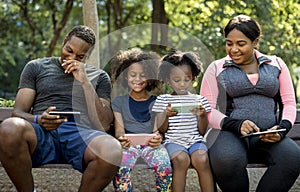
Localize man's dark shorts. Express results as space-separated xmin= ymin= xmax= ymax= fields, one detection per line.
xmin=31 ymin=121 xmax=107 ymax=173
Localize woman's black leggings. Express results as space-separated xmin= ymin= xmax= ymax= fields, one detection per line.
xmin=206 ymin=129 xmax=300 ymax=192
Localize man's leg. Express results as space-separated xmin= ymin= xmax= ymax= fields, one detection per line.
xmin=0 ymin=117 xmax=37 ymax=192
xmin=79 ymin=135 xmax=122 ymax=192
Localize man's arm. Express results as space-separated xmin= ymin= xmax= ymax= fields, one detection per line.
xmin=81 ymin=81 xmax=113 ymax=132
xmin=13 ymin=88 xmax=70 ymax=130
xmin=64 ymin=60 xmax=113 ymax=132
xmin=113 ymin=112 xmax=125 ymax=139
xmin=12 ymin=88 xmax=36 ymax=121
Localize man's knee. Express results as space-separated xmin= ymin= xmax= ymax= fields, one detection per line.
xmin=0 ymin=117 xmax=36 ymax=151
xmin=86 ymin=135 xmax=122 ymax=166
xmin=0 ymin=117 xmax=27 ymax=141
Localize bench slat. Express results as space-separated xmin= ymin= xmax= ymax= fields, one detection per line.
xmin=287 ymin=124 xmax=300 ymax=140
xmin=38 ymin=164 xmax=73 ymax=169
xmin=296 ymin=110 xmax=300 ymax=122
xmin=246 ymin=164 xmax=267 ymax=168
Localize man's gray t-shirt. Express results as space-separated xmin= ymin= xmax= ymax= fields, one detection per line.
xmin=19 ymin=57 xmax=112 ymax=129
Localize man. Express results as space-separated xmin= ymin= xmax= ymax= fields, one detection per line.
xmin=0 ymin=25 xmax=122 ymax=192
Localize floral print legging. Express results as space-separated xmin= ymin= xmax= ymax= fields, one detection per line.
xmin=113 ymin=144 xmax=172 ymax=192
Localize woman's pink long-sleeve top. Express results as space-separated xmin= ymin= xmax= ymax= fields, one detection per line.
xmin=200 ymin=50 xmax=296 ymax=130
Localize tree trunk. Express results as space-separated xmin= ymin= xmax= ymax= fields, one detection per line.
xmin=151 ymin=0 xmax=168 ymax=52
xmin=82 ymin=0 xmax=100 ymax=68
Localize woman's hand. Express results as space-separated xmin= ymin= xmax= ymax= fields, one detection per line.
xmin=118 ymin=135 xmax=131 ymax=149
xmin=259 ymin=126 xmax=281 ymax=142
xmin=240 ymin=120 xmax=260 ymax=136
xmin=147 ymin=132 xmax=162 ymax=148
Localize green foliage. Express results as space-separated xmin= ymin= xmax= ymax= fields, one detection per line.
xmin=0 ymin=0 xmax=299 ymax=103
xmin=0 ymin=98 xmax=15 ymax=107
xmin=165 ymin=0 xmax=300 ymax=68
xmin=0 ymin=0 xmax=77 ymax=97
xmin=164 ymin=0 xmax=300 ymax=101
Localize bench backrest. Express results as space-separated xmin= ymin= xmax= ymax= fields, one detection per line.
xmin=286 ymin=110 xmax=300 ymax=145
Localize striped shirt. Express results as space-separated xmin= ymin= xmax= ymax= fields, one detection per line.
xmin=152 ymin=93 xmax=211 ymax=148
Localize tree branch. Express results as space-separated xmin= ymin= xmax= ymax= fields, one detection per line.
xmin=46 ymin=0 xmax=74 ymax=56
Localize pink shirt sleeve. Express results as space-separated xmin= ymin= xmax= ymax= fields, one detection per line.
xmin=200 ymin=62 xmax=225 ymax=129
xmin=277 ymin=57 xmax=297 ymax=124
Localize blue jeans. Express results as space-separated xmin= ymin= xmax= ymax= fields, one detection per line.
xmin=165 ymin=141 xmax=207 ymax=157
xmin=206 ymin=129 xmax=300 ymax=192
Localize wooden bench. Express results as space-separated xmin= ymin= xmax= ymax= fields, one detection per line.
xmin=287 ymin=110 xmax=300 ymax=145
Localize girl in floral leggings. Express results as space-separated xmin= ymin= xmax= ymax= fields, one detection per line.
xmin=110 ymin=48 xmax=172 ymax=191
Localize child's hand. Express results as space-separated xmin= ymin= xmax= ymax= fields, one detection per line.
xmin=147 ymin=132 xmax=162 ymax=148
xmin=165 ymin=102 xmax=178 ymax=117
xmin=118 ymin=135 xmax=131 ymax=149
xmin=190 ymin=103 xmax=206 ymax=117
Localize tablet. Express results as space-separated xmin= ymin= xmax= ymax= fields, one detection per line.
xmin=49 ymin=111 xmax=81 ymax=119
xmin=171 ymin=103 xmax=203 ymax=113
xmin=125 ymin=133 xmax=156 ymax=145
xmin=240 ymin=129 xmax=286 ymax=138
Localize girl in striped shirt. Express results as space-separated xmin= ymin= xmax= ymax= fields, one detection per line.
xmin=152 ymin=50 xmax=214 ymax=192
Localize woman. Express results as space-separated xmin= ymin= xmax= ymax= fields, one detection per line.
xmin=200 ymin=15 xmax=300 ymax=192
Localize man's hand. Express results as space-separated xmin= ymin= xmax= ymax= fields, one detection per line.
xmin=38 ymin=106 xmax=67 ymax=131
xmin=61 ymin=60 xmax=88 ymax=84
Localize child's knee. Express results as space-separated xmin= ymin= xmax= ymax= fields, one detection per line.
xmin=172 ymin=152 xmax=190 ymax=168
xmin=191 ymin=152 xmax=210 ymax=167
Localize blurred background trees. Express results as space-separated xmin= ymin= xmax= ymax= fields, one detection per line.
xmin=0 ymin=0 xmax=299 ymax=102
